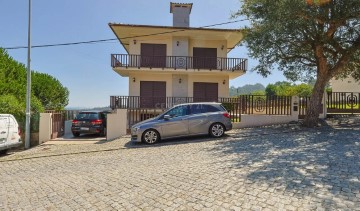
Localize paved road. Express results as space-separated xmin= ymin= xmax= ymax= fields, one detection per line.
xmin=1 ymin=118 xmax=360 ymax=210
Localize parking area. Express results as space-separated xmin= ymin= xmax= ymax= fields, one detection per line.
xmin=0 ymin=117 xmax=360 ymax=210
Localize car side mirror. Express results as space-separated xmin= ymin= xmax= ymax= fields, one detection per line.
xmin=164 ymin=115 xmax=171 ymax=120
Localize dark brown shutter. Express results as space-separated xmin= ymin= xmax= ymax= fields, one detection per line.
xmin=193 ymin=48 xmax=217 ymax=69
xmin=193 ymin=82 xmax=218 ymax=102
xmin=141 ymin=44 xmax=166 ymax=68
xmin=140 ymin=81 xmax=166 ymax=108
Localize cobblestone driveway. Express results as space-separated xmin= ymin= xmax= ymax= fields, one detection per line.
xmin=1 ymin=117 xmax=360 ymax=210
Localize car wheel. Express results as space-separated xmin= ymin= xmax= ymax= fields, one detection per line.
xmin=72 ymin=132 xmax=80 ymax=137
xmin=142 ymin=129 xmax=160 ymax=144
xmin=0 ymin=149 xmax=8 ymax=155
xmin=209 ymin=123 xmax=225 ymax=137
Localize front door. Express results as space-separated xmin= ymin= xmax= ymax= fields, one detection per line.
xmin=193 ymin=82 xmax=218 ymax=102
xmin=159 ymin=105 xmax=189 ymax=138
xmin=193 ymin=47 xmax=217 ymax=69
xmin=141 ymin=43 xmax=166 ymax=68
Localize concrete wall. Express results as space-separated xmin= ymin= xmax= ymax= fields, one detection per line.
xmin=64 ymin=120 xmax=72 ymax=136
xmin=172 ymin=6 xmax=191 ymax=27
xmin=172 ymin=36 xmax=189 ymax=57
xmin=172 ymin=74 xmax=188 ymax=97
xmin=233 ymin=96 xmax=299 ymax=129
xmin=107 ymin=109 xmax=127 ymax=141
xmin=330 ymin=76 xmax=360 ymax=92
xmin=39 ymin=113 xmax=52 ymax=144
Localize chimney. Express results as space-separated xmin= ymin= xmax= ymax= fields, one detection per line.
xmin=170 ymin=2 xmax=193 ymax=27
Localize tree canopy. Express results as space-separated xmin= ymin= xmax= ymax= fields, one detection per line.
xmin=234 ymin=0 xmax=360 ymax=127
xmin=265 ymin=81 xmax=313 ymax=97
xmin=0 ymin=48 xmax=69 ymax=129
xmin=229 ymin=83 xmax=265 ymax=96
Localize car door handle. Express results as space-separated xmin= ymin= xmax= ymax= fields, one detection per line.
xmin=0 ymin=131 xmax=6 ymax=134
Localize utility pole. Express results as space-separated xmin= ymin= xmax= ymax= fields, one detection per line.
xmin=25 ymin=0 xmax=32 ymax=149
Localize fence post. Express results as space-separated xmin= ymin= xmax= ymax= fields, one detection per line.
xmin=292 ymin=96 xmax=300 ymax=121
xmin=107 ymin=109 xmax=127 ymax=141
xmin=39 ymin=113 xmax=52 ymax=144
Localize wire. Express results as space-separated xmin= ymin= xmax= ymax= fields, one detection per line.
xmin=4 ymin=19 xmax=248 ymax=50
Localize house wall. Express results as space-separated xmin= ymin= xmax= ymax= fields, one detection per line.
xmin=330 ymin=76 xmax=360 ymax=92
xmin=172 ymin=74 xmax=188 ymax=97
xmin=128 ymin=73 xmax=229 ymax=98
xmin=129 ymin=38 xmax=173 ymax=56
xmin=126 ymin=37 xmax=230 ymax=98
xmin=172 ymin=36 xmax=189 ymax=57
xmin=189 ymin=39 xmax=227 ymax=58
xmin=128 ymin=37 xmax=227 ymax=59
xmin=129 ymin=73 xmax=173 ymax=96
xmin=188 ymin=74 xmax=229 ymax=97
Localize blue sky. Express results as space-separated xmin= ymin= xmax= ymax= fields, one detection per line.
xmin=0 ymin=0 xmax=286 ymax=108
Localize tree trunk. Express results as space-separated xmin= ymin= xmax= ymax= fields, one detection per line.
xmin=303 ymin=62 xmax=330 ymax=127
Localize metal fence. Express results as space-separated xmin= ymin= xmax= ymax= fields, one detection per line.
xmin=110 ymin=95 xmax=292 ymax=127
xmin=327 ymin=92 xmax=360 ymax=114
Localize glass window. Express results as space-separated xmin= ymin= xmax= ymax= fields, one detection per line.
xmin=190 ymin=104 xmax=206 ymax=114
xmin=76 ymin=112 xmax=100 ymax=120
xmin=206 ymin=105 xmax=221 ymax=112
xmin=165 ymin=105 xmax=188 ymax=117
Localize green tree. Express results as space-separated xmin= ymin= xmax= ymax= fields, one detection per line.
xmin=0 ymin=48 xmax=68 ymax=130
xmin=265 ymin=84 xmax=277 ymax=96
xmin=234 ymin=0 xmax=360 ymax=127
xmin=32 ymin=72 xmax=69 ymax=110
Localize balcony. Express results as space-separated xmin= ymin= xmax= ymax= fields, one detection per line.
xmin=111 ymin=54 xmax=247 ymax=72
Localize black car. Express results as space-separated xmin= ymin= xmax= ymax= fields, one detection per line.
xmin=71 ymin=111 xmax=109 ymax=137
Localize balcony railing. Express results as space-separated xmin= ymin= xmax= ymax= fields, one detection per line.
xmin=110 ymin=96 xmax=292 ymax=115
xmin=111 ymin=54 xmax=247 ymax=72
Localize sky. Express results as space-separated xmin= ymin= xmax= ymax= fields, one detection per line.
xmin=0 ymin=0 xmax=287 ymax=108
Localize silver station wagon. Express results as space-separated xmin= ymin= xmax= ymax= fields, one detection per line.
xmin=131 ymin=102 xmax=232 ymax=144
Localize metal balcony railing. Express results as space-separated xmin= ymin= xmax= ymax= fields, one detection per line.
xmin=111 ymin=54 xmax=247 ymax=72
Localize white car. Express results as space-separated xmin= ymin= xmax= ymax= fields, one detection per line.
xmin=0 ymin=114 xmax=22 ymax=154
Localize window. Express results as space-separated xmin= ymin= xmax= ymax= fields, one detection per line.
xmin=165 ymin=105 xmax=189 ymax=118
xmin=76 ymin=113 xmax=100 ymax=120
xmin=140 ymin=81 xmax=166 ymax=108
xmin=206 ymin=105 xmax=221 ymax=112
xmin=190 ymin=104 xmax=221 ymax=114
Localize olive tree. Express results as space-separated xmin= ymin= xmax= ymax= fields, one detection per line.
xmin=234 ymin=0 xmax=360 ymax=127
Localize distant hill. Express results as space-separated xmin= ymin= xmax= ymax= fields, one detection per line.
xmin=229 ymin=83 xmax=265 ymax=96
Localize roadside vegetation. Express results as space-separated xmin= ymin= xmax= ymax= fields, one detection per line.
xmin=231 ymin=81 xmax=313 ymax=97
xmin=0 ymin=48 xmax=69 ymax=131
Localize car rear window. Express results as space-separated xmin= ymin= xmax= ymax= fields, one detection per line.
xmin=75 ymin=112 xmax=100 ymax=120
xmin=190 ymin=104 xmax=222 ymax=114
xmin=206 ymin=105 xmax=222 ymax=112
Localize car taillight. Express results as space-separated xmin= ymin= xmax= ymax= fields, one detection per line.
xmin=223 ymin=113 xmax=231 ymax=118
xmin=18 ymin=127 xmax=21 ymax=135
xmin=91 ymin=119 xmax=102 ymax=125
xmin=72 ymin=119 xmax=79 ymax=125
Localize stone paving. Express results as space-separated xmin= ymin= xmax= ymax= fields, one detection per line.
xmin=0 ymin=116 xmax=360 ymax=210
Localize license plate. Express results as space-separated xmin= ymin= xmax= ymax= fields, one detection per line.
xmin=80 ymin=127 xmax=89 ymax=131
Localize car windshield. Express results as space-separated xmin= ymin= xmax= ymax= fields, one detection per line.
xmin=75 ymin=112 xmax=99 ymax=120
